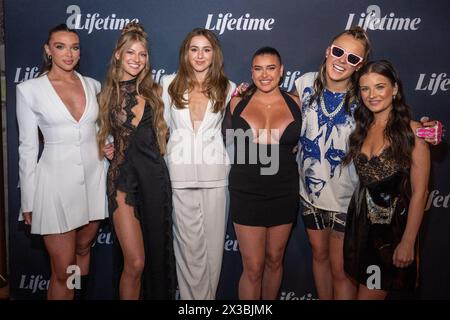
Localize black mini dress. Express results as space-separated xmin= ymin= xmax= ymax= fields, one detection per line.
xmin=225 ymin=91 xmax=301 ymax=227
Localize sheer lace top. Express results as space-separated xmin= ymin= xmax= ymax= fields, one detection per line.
xmin=108 ymin=79 xmax=139 ymax=181
xmin=354 ymin=149 xmax=407 ymax=186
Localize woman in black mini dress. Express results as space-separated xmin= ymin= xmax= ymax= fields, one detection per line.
xmin=223 ymin=47 xmax=301 ymax=299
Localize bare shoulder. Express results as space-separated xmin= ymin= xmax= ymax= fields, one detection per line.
xmin=230 ymin=96 xmax=242 ymax=114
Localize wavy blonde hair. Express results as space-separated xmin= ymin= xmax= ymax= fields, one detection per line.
xmin=97 ymin=22 xmax=167 ymax=155
xmin=168 ymin=28 xmax=229 ymax=113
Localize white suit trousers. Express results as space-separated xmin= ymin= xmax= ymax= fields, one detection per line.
xmin=172 ymin=187 xmax=227 ymax=300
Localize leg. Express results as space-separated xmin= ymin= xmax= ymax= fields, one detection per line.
xmin=329 ymin=230 xmax=357 ymax=299
xmin=75 ymin=221 xmax=101 ymax=275
xmin=234 ymin=223 xmax=266 ymax=300
xmin=301 ymin=199 xmax=333 ymax=299
xmin=136 ymin=169 xmax=175 ymax=300
xmin=202 ymin=187 xmax=227 ymax=299
xmin=306 ymin=228 xmax=333 ymax=300
xmin=172 ymin=189 xmax=211 ymax=300
xmin=262 ymin=223 xmax=293 ymax=300
xmin=113 ymin=191 xmax=145 ymax=300
xmin=357 ymin=284 xmax=387 ymax=300
xmin=43 ymin=230 xmax=77 ymax=300
xmin=73 ymin=221 xmax=101 ymax=299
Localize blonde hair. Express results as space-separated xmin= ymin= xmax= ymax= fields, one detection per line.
xmin=168 ymin=28 xmax=229 ymax=113
xmin=97 ymin=22 xmax=168 ymax=155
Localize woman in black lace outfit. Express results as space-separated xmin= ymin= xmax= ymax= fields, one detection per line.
xmin=343 ymin=60 xmax=430 ymax=299
xmin=97 ymin=22 xmax=176 ymax=300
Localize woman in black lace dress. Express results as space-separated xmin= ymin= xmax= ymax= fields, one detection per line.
xmin=343 ymin=60 xmax=430 ymax=299
xmin=97 ymin=22 xmax=176 ymax=300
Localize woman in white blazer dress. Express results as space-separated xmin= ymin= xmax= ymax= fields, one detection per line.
xmin=16 ymin=24 xmax=111 ymax=299
xmin=162 ymin=28 xmax=235 ymax=300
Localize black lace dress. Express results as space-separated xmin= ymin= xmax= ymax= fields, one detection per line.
xmin=344 ymin=149 xmax=416 ymax=291
xmin=108 ymin=79 xmax=176 ymax=299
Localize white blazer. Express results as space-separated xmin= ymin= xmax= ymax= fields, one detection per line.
xmin=16 ymin=72 xmax=108 ymax=235
xmin=161 ymin=74 xmax=236 ymax=188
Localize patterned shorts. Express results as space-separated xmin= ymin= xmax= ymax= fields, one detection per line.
xmin=300 ymin=198 xmax=346 ymax=233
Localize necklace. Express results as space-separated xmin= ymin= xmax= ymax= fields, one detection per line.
xmin=320 ymin=92 xmax=345 ymax=119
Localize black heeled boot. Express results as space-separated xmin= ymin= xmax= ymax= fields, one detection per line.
xmin=73 ymin=275 xmax=89 ymax=300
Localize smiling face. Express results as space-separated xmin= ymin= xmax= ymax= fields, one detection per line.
xmin=251 ymin=53 xmax=284 ymax=93
xmin=187 ymin=35 xmax=214 ymax=75
xmin=116 ymin=40 xmax=147 ymax=81
xmin=44 ymin=31 xmax=80 ymax=73
xmin=359 ymin=72 xmax=398 ymax=116
xmin=325 ymin=34 xmax=365 ymax=85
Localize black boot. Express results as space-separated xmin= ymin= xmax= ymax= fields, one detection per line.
xmin=74 ymin=275 xmax=89 ymax=300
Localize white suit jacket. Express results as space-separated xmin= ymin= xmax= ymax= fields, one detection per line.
xmin=161 ymin=74 xmax=236 ymax=188
xmin=16 ymin=72 xmax=108 ymax=234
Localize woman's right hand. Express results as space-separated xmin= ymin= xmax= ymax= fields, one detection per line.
xmin=232 ymin=82 xmax=250 ymax=97
xmin=23 ymin=212 xmax=32 ymax=226
xmin=103 ymin=143 xmax=115 ymax=160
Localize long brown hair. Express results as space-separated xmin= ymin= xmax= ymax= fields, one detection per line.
xmin=343 ymin=60 xmax=415 ymax=167
xmin=39 ymin=23 xmax=79 ymax=75
xmin=168 ymin=28 xmax=229 ymax=113
xmin=310 ymin=26 xmax=371 ymax=113
xmin=97 ymin=22 xmax=168 ymax=155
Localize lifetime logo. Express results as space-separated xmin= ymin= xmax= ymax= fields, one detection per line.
xmin=66 ymin=5 xmax=139 ymax=34
xmin=14 ymin=66 xmax=39 ymax=83
xmin=279 ymin=291 xmax=316 ymax=300
xmin=91 ymin=228 xmax=113 ymax=247
xmin=205 ymin=13 xmax=275 ymax=35
xmin=345 ymin=5 xmax=421 ymax=31
xmin=224 ymin=234 xmax=239 ymax=252
xmin=416 ymin=73 xmax=449 ymax=96
xmin=19 ymin=274 xmax=50 ymax=293
xmin=153 ymin=69 xmax=168 ymax=84
xmin=425 ymin=190 xmax=450 ymax=211
xmin=13 ymin=67 xmax=166 ymax=85
xmin=281 ymin=70 xmax=301 ymax=93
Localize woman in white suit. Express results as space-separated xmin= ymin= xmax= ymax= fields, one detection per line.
xmin=16 ymin=24 xmax=112 ymax=300
xmin=161 ymin=28 xmax=235 ymax=299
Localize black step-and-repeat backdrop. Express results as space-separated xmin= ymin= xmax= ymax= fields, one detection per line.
xmin=4 ymin=0 xmax=449 ymax=299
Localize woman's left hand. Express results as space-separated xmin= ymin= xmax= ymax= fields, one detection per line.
xmin=393 ymin=240 xmax=415 ymax=268
xmin=418 ymin=117 xmax=443 ymax=145
xmin=103 ymin=143 xmax=115 ymax=160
